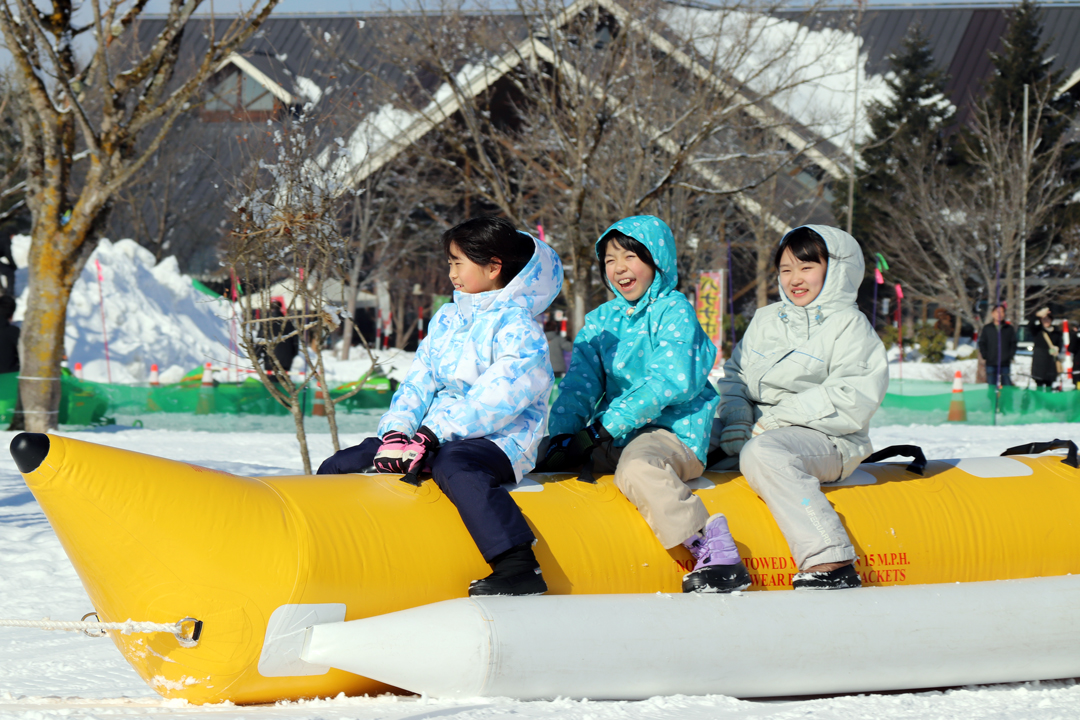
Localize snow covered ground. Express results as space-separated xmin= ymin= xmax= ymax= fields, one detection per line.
xmin=1 ymin=424 xmax=1079 ymax=719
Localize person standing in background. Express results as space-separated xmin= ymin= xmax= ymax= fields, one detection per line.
xmin=0 ymin=235 xmax=15 ymax=298
xmin=1069 ymin=318 xmax=1080 ymax=389
xmin=1029 ymin=308 xmax=1062 ymax=390
xmin=0 ymin=295 xmax=20 ymax=373
xmin=977 ymin=304 xmax=1016 ymax=387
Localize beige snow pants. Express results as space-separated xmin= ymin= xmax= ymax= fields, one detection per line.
xmin=593 ymin=428 xmax=709 ymax=549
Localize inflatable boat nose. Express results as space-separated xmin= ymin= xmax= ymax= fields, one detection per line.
xmin=10 ymin=433 xmax=50 ymax=474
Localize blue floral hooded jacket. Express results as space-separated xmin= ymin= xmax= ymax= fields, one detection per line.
xmin=547 ymin=216 xmax=720 ymax=464
xmin=378 ymin=234 xmax=564 ymax=480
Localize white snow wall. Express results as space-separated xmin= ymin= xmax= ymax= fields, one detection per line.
xmin=11 ymin=236 xmax=239 ymax=384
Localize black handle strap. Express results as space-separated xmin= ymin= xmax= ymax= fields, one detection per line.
xmin=399 ymin=470 xmax=423 ymax=486
xmin=576 ymin=454 xmax=597 ymax=484
xmin=705 ymin=447 xmax=730 ymax=470
xmin=1001 ymin=439 xmax=1079 ymax=469
xmin=863 ymin=445 xmax=927 ymax=476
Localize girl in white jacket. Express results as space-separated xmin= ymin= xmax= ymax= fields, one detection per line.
xmin=716 ymin=226 xmax=888 ymax=590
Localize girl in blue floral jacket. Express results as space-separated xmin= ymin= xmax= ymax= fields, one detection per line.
xmin=319 ymin=216 xmax=563 ymax=597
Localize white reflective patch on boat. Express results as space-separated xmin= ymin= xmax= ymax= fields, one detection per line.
xmin=259 ymin=603 xmax=346 ymax=677
xmin=940 ymin=457 xmax=1033 ymax=478
xmin=685 ymin=477 xmax=716 ymax=491
xmin=830 ymin=469 xmax=878 ymax=487
xmin=507 ymin=478 xmax=544 ymax=492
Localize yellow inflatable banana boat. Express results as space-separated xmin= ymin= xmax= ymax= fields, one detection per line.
xmin=10 ymin=433 xmax=1080 ymax=704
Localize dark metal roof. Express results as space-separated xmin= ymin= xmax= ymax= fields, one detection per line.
xmin=781 ymin=6 xmax=1080 ymax=123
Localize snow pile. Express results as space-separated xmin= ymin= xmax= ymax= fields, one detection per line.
xmin=660 ymin=7 xmax=895 ymax=146
xmin=12 ymin=236 xmax=242 ymax=384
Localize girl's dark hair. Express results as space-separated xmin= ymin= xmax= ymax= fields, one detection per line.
xmin=442 ymin=216 xmax=535 ymax=287
xmin=773 ymin=227 xmax=829 ymax=270
xmin=597 ymin=229 xmax=659 ymax=290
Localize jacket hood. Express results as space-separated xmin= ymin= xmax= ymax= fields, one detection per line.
xmin=453 ymin=232 xmax=564 ymax=319
xmin=595 ymin=215 xmax=678 ymax=308
xmin=776 ymin=225 xmax=864 ymax=314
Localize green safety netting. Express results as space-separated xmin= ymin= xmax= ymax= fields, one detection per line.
xmin=0 ymin=370 xmax=394 ymax=426
xmin=2 ymin=372 xmax=1076 ymax=428
xmin=874 ymin=379 xmax=1080 ymax=426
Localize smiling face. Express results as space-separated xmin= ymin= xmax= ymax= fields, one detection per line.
xmin=778 ymin=246 xmax=827 ymax=307
xmin=447 ymin=241 xmax=502 ymax=294
xmin=604 ymin=238 xmax=655 ymax=302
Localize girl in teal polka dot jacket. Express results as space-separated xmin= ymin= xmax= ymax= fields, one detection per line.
xmin=538 ymin=215 xmax=750 ymax=593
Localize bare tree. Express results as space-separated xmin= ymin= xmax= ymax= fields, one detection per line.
xmin=870 ymin=86 xmax=1078 ymax=332
xmin=962 ymin=90 xmax=1078 ymax=323
xmin=360 ymin=0 xmax=847 ymax=333
xmin=0 ymin=0 xmax=279 ymax=431
xmin=228 ymin=110 xmax=391 ymax=470
xmin=0 ymin=71 xmax=26 ymax=231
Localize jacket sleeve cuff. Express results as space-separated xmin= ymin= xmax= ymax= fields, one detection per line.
xmin=419 ymin=417 xmax=452 ymax=445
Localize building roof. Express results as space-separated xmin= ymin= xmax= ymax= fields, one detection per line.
xmin=781 ymin=5 xmax=1080 ymax=123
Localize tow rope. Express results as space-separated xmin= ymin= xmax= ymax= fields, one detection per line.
xmin=0 ymin=613 xmax=202 ymax=647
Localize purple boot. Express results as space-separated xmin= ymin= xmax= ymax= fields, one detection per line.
xmin=682 ymin=513 xmax=751 ymax=593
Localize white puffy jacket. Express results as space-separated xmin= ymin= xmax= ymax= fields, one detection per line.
xmin=717 ymin=225 xmax=889 ymax=479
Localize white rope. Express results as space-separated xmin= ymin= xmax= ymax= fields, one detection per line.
xmin=0 ymin=618 xmax=184 ymax=634
xmin=0 ymin=617 xmax=179 ymax=634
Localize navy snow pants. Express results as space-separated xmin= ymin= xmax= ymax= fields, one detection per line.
xmin=317 ymin=436 xmax=535 ymax=562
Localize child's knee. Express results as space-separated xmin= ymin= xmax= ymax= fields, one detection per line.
xmin=613 ymin=453 xmax=658 ymax=493
xmin=317 ymin=438 xmax=380 ymax=474
xmin=614 ymin=452 xmax=683 ymax=502
xmin=739 ymin=433 xmax=796 ymax=486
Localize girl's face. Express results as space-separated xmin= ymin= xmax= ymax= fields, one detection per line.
xmin=447 ymin=241 xmax=502 ymax=294
xmin=778 ymin=247 xmax=827 ymax=307
xmin=604 ymin=239 xmax=655 ymax=302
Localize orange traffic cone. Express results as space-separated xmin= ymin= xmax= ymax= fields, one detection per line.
xmin=149 ymin=363 xmax=160 ymax=387
xmin=947 ymin=370 xmax=967 ymax=422
xmin=313 ymin=378 xmax=326 ymax=416
xmin=73 ymin=362 xmax=83 ymax=380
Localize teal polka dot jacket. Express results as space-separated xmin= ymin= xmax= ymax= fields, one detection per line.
xmin=547 ymin=216 xmax=720 ymax=464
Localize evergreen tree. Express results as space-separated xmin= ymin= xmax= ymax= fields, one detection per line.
xmin=841 ymin=25 xmax=955 ymax=246
xmin=980 ymin=0 xmax=1080 ymax=294
xmin=987 ymin=0 xmax=1067 ymax=130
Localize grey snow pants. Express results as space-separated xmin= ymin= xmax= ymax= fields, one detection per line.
xmin=739 ymin=426 xmax=855 ymax=570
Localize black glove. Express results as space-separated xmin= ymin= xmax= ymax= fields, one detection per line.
xmin=399 ymin=426 xmax=440 ymax=486
xmin=536 ymin=421 xmax=612 ymax=472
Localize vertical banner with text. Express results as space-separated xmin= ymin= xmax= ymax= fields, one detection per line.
xmin=695 ymin=270 xmax=725 ymax=368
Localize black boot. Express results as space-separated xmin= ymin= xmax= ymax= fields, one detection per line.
xmin=792 ymin=563 xmax=862 ymax=590
xmin=682 ymin=561 xmax=752 ymax=593
xmin=469 ymin=543 xmax=547 ymax=597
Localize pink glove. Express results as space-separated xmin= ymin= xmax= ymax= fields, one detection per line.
xmin=398 ymin=426 xmax=440 ymax=485
xmin=373 ymin=431 xmax=412 ymax=474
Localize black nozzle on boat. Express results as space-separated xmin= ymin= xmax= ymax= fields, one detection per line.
xmin=10 ymin=433 xmax=50 ymax=474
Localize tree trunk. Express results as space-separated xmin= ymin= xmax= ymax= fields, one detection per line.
xmin=339 ymin=261 xmax=362 ymax=361
xmin=755 ymin=237 xmax=771 ymax=308
xmin=19 ymin=225 xmax=85 ymax=431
